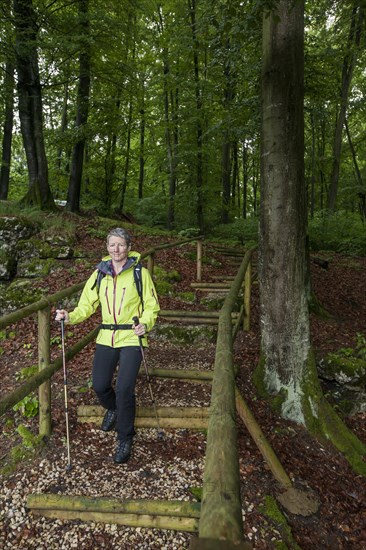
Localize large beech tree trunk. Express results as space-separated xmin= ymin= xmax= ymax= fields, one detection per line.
xmin=13 ymin=0 xmax=54 ymax=209
xmin=259 ymin=0 xmax=309 ymax=423
xmin=258 ymin=0 xmax=366 ymax=476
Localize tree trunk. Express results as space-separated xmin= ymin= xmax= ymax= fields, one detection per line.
xmin=13 ymin=0 xmax=54 ymax=210
xmin=119 ymin=99 xmax=133 ymax=213
xmin=188 ymin=0 xmax=204 ymax=232
xmin=220 ymin=36 xmax=234 ymax=225
xmin=104 ymin=95 xmax=120 ymax=209
xmin=310 ymin=110 xmax=316 ymax=218
xmin=242 ymin=142 xmax=248 ymax=219
xmin=328 ymin=2 xmax=364 ymax=212
xmin=56 ymin=75 xmax=70 ymax=173
xmin=138 ymin=79 xmax=145 ymax=200
xmin=259 ymin=0 xmax=310 ymax=419
xmin=258 ymin=0 xmax=366 ymax=476
xmin=231 ymin=141 xmax=238 ymax=210
xmin=0 ymin=60 xmax=15 ymax=200
xmin=66 ymin=0 xmax=91 ymax=213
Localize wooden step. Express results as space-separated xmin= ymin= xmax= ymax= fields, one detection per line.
xmin=27 ymin=493 xmax=200 ymax=532
xmin=77 ymin=405 xmax=210 ymax=430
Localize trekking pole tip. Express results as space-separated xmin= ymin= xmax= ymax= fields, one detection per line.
xmin=66 ymin=463 xmax=73 ymax=472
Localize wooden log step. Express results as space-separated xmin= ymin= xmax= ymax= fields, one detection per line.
xmin=190 ymin=282 xmax=232 ymax=289
xmin=77 ymin=406 xmax=209 ymax=429
xmin=159 ymin=316 xmax=237 ymax=325
xmin=78 ymin=405 xmax=210 ymax=418
xmin=159 ymin=310 xmax=239 ymax=318
xmin=27 ymin=494 xmax=200 ymax=532
xmin=145 ymin=368 xmax=213 ymax=382
xmin=78 ymin=416 xmax=208 ymax=429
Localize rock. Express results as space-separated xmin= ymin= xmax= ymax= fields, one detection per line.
xmin=0 ymin=244 xmax=17 ymax=280
xmin=0 ymin=278 xmax=44 ymax=315
xmin=0 ymin=216 xmax=39 ymax=281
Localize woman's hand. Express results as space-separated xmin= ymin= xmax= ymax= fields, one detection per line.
xmin=55 ymin=309 xmax=70 ymax=323
xmin=133 ymin=322 xmax=146 ymax=337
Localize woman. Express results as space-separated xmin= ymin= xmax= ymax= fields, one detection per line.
xmin=55 ymin=228 xmax=160 ymax=464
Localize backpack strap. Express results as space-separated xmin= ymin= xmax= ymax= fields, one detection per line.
xmin=90 ymin=269 xmax=105 ymax=292
xmin=133 ymin=261 xmax=144 ymax=312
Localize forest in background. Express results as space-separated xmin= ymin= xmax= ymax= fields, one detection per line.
xmin=0 ymin=0 xmax=365 ymax=240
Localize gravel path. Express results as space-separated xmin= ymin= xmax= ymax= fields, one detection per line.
xmin=0 ymin=338 xmax=214 ymax=549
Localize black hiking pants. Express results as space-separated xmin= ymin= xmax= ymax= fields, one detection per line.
xmin=92 ymin=344 xmax=142 ymax=442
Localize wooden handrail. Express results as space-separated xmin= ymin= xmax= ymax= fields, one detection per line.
xmin=199 ymin=248 xmax=254 ymax=542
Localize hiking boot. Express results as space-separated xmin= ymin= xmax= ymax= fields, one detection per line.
xmin=114 ymin=439 xmax=132 ymax=464
xmin=101 ymin=409 xmax=117 ymax=432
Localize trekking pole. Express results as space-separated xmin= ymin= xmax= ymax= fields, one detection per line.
xmin=133 ymin=316 xmax=164 ymax=440
xmin=59 ymin=306 xmax=72 ymax=471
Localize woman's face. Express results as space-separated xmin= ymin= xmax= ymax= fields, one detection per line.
xmin=107 ymin=236 xmax=130 ymax=263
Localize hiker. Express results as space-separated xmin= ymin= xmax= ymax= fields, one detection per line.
xmin=55 ymin=227 xmax=160 ymax=464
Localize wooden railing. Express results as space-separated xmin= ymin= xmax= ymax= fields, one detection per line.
xmin=198 ymin=249 xmax=253 ymax=542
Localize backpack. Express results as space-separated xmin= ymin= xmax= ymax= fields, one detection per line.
xmin=91 ymin=261 xmax=144 ymax=312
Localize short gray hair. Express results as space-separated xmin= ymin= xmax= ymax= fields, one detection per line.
xmin=106 ymin=228 xmax=131 ymax=247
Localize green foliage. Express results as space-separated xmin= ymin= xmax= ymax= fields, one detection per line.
xmin=15 ymin=365 xmax=38 ymax=381
xmin=214 ymin=218 xmax=259 ymax=247
xmin=153 ymin=264 xmax=181 ymax=295
xmin=13 ymin=396 xmax=39 ymax=418
xmin=177 ymin=291 xmax=196 ymax=303
xmin=309 ymin=212 xmax=366 ymax=255
xmin=154 ymin=280 xmax=174 ymax=296
xmin=133 ymin=195 xmax=168 ymax=228
xmin=259 ymin=495 xmax=301 ymax=550
xmin=178 ymin=228 xmax=201 ymax=238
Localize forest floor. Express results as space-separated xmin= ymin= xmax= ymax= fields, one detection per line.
xmin=0 ymin=214 xmax=365 ymax=549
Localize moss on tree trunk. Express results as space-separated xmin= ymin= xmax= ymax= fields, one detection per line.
xmin=254 ymin=349 xmax=366 ymax=476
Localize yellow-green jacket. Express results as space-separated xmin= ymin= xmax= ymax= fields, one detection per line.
xmin=69 ymin=251 xmax=160 ymax=348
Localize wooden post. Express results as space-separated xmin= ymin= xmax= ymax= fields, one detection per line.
xmin=235 ymin=387 xmax=292 ymax=489
xmin=38 ymin=307 xmax=51 ymax=437
xmin=197 ymin=239 xmax=203 ymax=282
xmin=243 ymin=260 xmax=251 ymax=331
xmin=147 ymin=252 xmax=155 ymax=276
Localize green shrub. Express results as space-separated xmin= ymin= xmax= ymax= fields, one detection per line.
xmin=213 ymin=218 xmax=259 ymax=246
xmin=133 ymin=194 xmax=168 ymax=227
xmin=309 ymin=211 xmax=366 ymax=255
xmin=13 ymin=395 xmax=39 ymax=418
